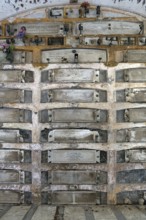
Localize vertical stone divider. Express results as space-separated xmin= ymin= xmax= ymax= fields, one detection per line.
xmin=107 ymin=67 xmax=117 ymax=204
xmin=31 ymin=67 xmax=42 ymax=204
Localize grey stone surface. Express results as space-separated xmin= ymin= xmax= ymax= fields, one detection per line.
xmin=48 ymin=149 xmax=100 ymax=163
xmin=51 ymin=171 xmax=97 ymax=185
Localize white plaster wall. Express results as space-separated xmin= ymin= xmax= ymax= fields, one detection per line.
xmin=0 ymin=0 xmax=146 ymax=21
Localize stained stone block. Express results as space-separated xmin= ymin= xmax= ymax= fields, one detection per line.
xmin=0 ymin=70 xmax=22 ymax=82
xmin=124 ymin=68 xmax=146 ymax=82
xmin=0 ymin=109 xmax=31 ymax=123
xmin=41 ymin=68 xmax=107 ymax=83
xmin=125 ymin=88 xmax=146 ymax=102
xmin=0 ymin=70 xmax=33 ymax=83
xmin=48 ymin=150 xmax=100 ymax=163
xmin=41 ymin=89 xmax=106 ymax=103
xmin=48 ymin=129 xmax=99 ymax=143
xmin=0 ymin=170 xmax=20 ymax=183
xmin=42 ymin=49 xmax=107 ymax=63
xmin=117 ymin=128 xmax=146 ymax=142
xmin=52 ymin=191 xmax=97 ymax=204
xmin=117 ymin=169 xmax=146 ymax=183
xmin=47 ymin=109 xmax=101 ymax=123
xmin=0 ymin=129 xmax=22 ymax=143
xmin=0 ymin=89 xmax=23 ymax=103
xmin=125 ymin=149 xmax=146 ymax=162
xmin=76 ymin=21 xmax=140 ymax=35
xmin=125 ymin=50 xmax=146 ymax=62
xmin=0 ymin=191 xmax=21 ymax=204
xmin=0 ymin=51 xmax=32 ymax=64
xmin=12 ymin=22 xmax=61 ymax=35
xmin=0 ymin=150 xmax=23 ymax=163
xmin=51 ymin=171 xmax=97 ymax=184
xmin=124 ymin=108 xmax=146 ymax=122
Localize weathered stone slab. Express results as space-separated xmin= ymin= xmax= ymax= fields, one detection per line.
xmin=0 ymin=51 xmax=30 ymax=64
xmin=117 ymin=128 xmax=146 ymax=142
xmin=92 ymin=206 xmax=117 ymax=220
xmin=52 ymin=191 xmax=97 ymax=204
xmin=43 ymin=89 xmax=99 ymax=103
xmin=127 ymin=128 xmax=146 ymax=142
xmin=0 ymin=170 xmax=20 ymax=183
xmin=0 ymin=70 xmax=22 ymax=82
xmin=13 ymin=22 xmax=61 ymax=35
xmin=0 ymin=150 xmax=21 ymax=163
xmin=0 ymin=89 xmax=23 ymax=103
xmin=48 ymin=109 xmax=100 ymax=123
xmin=47 ymin=68 xmax=99 ymax=83
xmin=119 ymin=205 xmax=146 ymax=220
xmin=31 ymin=206 xmax=56 ymax=220
xmin=0 ymin=191 xmax=21 ymax=204
xmin=125 ymin=88 xmax=146 ymax=102
xmin=42 ymin=49 xmax=107 ymax=63
xmin=1 ymin=206 xmax=30 ymax=219
xmin=0 ymin=109 xmax=21 ymax=123
xmin=126 ymin=50 xmax=146 ymax=62
xmin=77 ymin=21 xmax=140 ymax=35
xmin=125 ymin=149 xmax=146 ymax=162
xmin=48 ymin=150 xmax=100 ymax=163
xmin=51 ymin=171 xmax=96 ymax=184
xmin=64 ymin=207 xmax=85 ymax=220
xmin=0 ymin=129 xmax=21 ymax=143
xmin=124 ymin=68 xmax=146 ymax=82
xmin=125 ymin=108 xmax=146 ymax=122
xmin=0 ymin=109 xmax=31 ymax=123
xmin=48 ymin=129 xmax=99 ymax=143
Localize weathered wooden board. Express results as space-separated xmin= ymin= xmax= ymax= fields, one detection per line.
xmin=48 ymin=129 xmax=99 ymax=143
xmin=51 ymin=171 xmax=96 ymax=184
xmin=48 ymin=109 xmax=100 ymax=123
xmin=52 ymin=191 xmax=97 ymax=204
xmin=0 ymin=150 xmax=21 ymax=163
xmin=48 ymin=150 xmax=100 ymax=163
xmin=0 ymin=170 xmax=20 ymax=183
xmin=124 ymin=68 xmax=146 ymax=82
xmin=0 ymin=129 xmax=20 ymax=143
xmin=0 ymin=89 xmax=23 ymax=103
xmin=47 ymin=68 xmax=99 ymax=83
xmin=125 ymin=149 xmax=146 ymax=162
xmin=125 ymin=88 xmax=146 ymax=102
